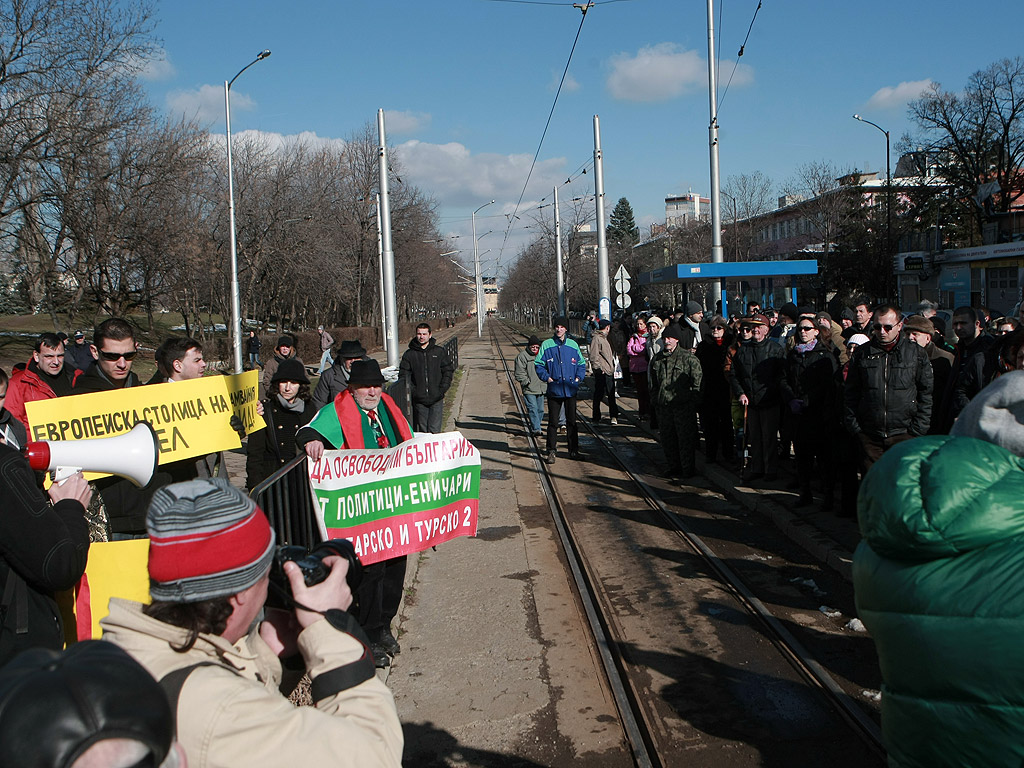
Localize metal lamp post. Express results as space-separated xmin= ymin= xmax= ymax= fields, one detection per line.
xmin=472 ymin=200 xmax=495 ymax=337
xmin=225 ymin=49 xmax=271 ymax=374
xmin=853 ymin=114 xmax=892 ymax=300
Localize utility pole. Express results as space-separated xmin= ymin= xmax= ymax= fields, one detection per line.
xmin=593 ymin=115 xmax=610 ymax=320
xmin=377 ymin=109 xmax=399 ymax=369
xmin=707 ymin=0 xmax=725 ymax=317
xmin=554 ymin=185 xmax=565 ymax=316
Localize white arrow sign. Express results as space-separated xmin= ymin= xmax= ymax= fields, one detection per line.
xmin=613 ymin=264 xmax=631 ymax=281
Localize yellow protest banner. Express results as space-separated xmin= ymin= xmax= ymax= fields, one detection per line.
xmin=26 ymin=374 xmax=248 ymax=464
xmin=225 ymin=369 xmax=266 ymax=435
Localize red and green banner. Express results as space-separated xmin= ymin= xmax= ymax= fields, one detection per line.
xmin=307 ymin=431 xmax=480 ymax=565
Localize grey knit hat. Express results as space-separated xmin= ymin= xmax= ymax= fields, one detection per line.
xmin=146 ymin=478 xmax=276 ymax=603
xmin=951 ymin=370 xmax=1024 ymax=456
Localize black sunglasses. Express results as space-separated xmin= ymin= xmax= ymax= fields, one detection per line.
xmin=872 ymin=322 xmax=899 ymax=332
xmin=797 ymin=325 xmax=816 ymax=331
xmin=98 ymin=349 xmax=137 ymax=362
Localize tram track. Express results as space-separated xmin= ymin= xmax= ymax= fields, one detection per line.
xmin=490 ymin=320 xmax=886 ymax=766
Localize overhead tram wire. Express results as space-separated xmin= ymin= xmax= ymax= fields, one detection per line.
xmin=497 ymin=2 xmax=593 ymax=260
xmin=717 ymin=0 xmax=762 ymax=114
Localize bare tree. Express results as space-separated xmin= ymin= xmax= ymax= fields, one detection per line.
xmin=722 ymin=171 xmax=774 ymax=261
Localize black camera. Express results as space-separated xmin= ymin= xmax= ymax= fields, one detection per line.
xmin=268 ymin=539 xmax=362 ymax=609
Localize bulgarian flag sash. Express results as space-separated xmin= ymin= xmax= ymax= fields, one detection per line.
xmin=306 ymin=389 xmax=413 ymax=449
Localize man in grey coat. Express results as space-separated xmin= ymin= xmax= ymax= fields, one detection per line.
xmin=312 ymin=339 xmax=371 ymax=411
xmin=514 ymin=336 xmax=546 ymax=435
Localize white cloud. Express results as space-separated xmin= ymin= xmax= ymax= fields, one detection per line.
xmin=865 ymin=79 xmax=934 ymax=110
xmin=206 ymin=130 xmax=347 ymax=156
xmin=384 ymin=110 xmax=431 ymax=135
xmin=394 ymin=139 xmax=568 ymax=209
xmin=552 ymin=71 xmax=580 ymax=93
xmin=138 ymin=47 xmax=175 ymax=81
xmin=167 ymin=84 xmax=254 ymax=124
xmin=606 ymin=42 xmax=752 ymax=103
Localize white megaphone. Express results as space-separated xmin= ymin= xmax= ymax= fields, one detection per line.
xmin=24 ymin=421 xmax=160 ymax=487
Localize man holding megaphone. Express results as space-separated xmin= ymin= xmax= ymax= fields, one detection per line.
xmin=0 ymin=444 xmax=92 ymax=667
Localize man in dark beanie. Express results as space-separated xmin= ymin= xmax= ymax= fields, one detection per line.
xmin=514 ymin=335 xmax=547 ymax=435
xmin=261 ymin=334 xmax=302 ymax=399
xmin=298 ymin=359 xmax=414 ymax=669
xmin=535 ymin=316 xmax=586 ymax=463
xmin=101 ymin=477 xmax=402 ymax=765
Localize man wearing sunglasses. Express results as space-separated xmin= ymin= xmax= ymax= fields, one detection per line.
xmin=843 ymin=305 xmax=932 ymax=470
xmin=72 ymin=318 xmax=146 ymax=538
xmin=73 ymin=318 xmax=141 ymax=394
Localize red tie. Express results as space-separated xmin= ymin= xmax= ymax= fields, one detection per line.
xmin=367 ymin=410 xmax=389 ymax=448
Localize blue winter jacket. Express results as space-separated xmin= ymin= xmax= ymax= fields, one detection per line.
xmin=535 ymin=335 xmax=586 ymax=398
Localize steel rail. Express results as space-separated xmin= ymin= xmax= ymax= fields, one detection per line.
xmin=490 ymin=322 xmax=658 ymax=768
xmin=494 ymin=319 xmax=886 ymax=763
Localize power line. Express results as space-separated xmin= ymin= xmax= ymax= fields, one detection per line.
xmin=717 ymin=0 xmax=762 ymax=113
xmin=497 ymin=1 xmax=593 ymax=258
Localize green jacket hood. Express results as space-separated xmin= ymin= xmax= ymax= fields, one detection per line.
xmin=859 ymin=435 xmax=1024 ymax=562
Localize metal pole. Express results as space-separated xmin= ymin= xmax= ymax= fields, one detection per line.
xmin=224 ymin=50 xmax=270 ymax=374
xmin=593 ymin=115 xmax=610 ymax=320
xmin=377 ymin=109 xmax=400 ymax=369
xmin=853 ymin=114 xmax=893 ymax=301
xmin=472 ymin=200 xmax=495 ymax=337
xmin=376 ymin=194 xmax=387 ymax=358
xmin=224 ymin=80 xmax=242 ymax=373
xmin=554 ymin=186 xmax=565 ymax=316
xmin=707 ymin=0 xmax=726 ymax=317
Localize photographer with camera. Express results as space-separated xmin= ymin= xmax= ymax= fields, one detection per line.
xmin=100 ymin=477 xmax=402 ymax=768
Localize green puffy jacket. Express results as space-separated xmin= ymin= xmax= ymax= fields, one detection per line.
xmin=854 ymin=435 xmax=1024 ymax=767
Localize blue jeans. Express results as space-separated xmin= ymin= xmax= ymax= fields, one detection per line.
xmin=523 ymin=392 xmax=544 ymax=433
xmin=318 ymin=349 xmax=333 ymax=374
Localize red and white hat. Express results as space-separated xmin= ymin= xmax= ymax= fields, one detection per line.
xmin=146 ymin=478 xmax=275 ymax=602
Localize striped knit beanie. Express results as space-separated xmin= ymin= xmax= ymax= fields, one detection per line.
xmin=146 ymin=478 xmax=276 ymax=603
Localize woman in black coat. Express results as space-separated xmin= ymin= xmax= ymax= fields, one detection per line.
xmin=695 ymin=316 xmax=735 ymax=464
xmin=780 ymin=320 xmax=837 ymax=507
xmin=246 ymin=358 xmax=318 ymax=491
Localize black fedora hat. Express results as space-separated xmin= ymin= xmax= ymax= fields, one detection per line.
xmin=336 ymin=339 xmax=367 ymax=359
xmin=271 ymin=357 xmax=310 ymax=385
xmin=348 ymin=359 xmax=385 ymax=388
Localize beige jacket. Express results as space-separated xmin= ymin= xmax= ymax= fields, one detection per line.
xmin=589 ymin=331 xmax=616 ymax=375
xmin=101 ymin=599 xmax=403 ymax=768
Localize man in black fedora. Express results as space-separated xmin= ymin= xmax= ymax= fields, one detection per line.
xmin=312 ymin=339 xmax=371 ymax=410
xmin=298 ymin=359 xmax=414 ymax=669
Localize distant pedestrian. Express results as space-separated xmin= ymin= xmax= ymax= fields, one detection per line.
xmin=627 ymin=316 xmax=650 ymax=419
xmin=728 ymin=314 xmax=785 ymax=481
xmin=63 ymin=330 xmax=93 ymax=374
xmin=317 ymin=325 xmax=335 ymax=374
xmin=514 ymin=336 xmax=546 ymax=436
xmin=312 ymin=339 xmax=371 ymax=411
xmin=650 ymin=324 xmax=703 ymax=478
xmin=590 ymin=319 xmax=618 ymax=424
xmin=246 ymin=329 xmax=262 ymax=369
xmin=843 ymin=305 xmax=932 ymax=471
xmin=399 ymin=323 xmax=454 ymax=434
xmin=261 ymin=335 xmax=300 ymax=399
xmin=536 ymin=316 xmax=586 ymax=463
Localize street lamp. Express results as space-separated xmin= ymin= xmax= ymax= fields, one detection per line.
xmin=853 ymin=113 xmax=892 ymax=300
xmin=225 ymin=49 xmax=271 ymax=373
xmin=472 ymin=200 xmax=495 ymax=337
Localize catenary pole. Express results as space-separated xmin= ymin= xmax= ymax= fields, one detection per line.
xmin=377 ymin=109 xmax=399 ymax=369
xmin=472 ymin=200 xmax=495 ymax=337
xmin=376 ymin=193 xmax=388 ymax=359
xmin=593 ymin=115 xmax=610 ymax=321
xmin=707 ymin=0 xmax=726 ymax=317
xmin=554 ymin=185 xmax=565 ymax=317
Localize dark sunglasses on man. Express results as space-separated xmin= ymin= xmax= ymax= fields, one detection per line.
xmin=872 ymin=322 xmax=899 ymax=333
xmin=98 ymin=349 xmax=138 ymax=362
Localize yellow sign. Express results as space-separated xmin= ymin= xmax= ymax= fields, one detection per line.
xmin=26 ymin=373 xmax=265 ymax=465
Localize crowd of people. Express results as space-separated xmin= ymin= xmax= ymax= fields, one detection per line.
xmin=0 ymin=318 xmax=464 ymax=766
xmin=521 ymin=298 xmax=1024 ymax=517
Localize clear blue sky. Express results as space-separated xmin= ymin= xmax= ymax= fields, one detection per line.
xmin=140 ymin=0 xmax=1024 ymax=277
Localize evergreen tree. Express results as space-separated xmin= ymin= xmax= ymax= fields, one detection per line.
xmin=607 ymin=197 xmax=639 ymax=247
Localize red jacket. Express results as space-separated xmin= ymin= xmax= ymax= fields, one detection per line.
xmin=6 ymin=363 xmax=56 ymax=431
